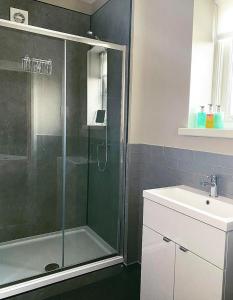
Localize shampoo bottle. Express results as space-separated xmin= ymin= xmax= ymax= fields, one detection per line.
xmin=206 ymin=104 xmax=214 ymax=128
xmin=214 ymin=105 xmax=224 ymax=129
xmin=197 ymin=106 xmax=206 ymax=128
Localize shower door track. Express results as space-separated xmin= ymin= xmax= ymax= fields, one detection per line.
xmin=0 ymin=18 xmax=127 ymax=299
xmin=0 ymin=256 xmax=124 ymax=299
xmin=0 ymin=19 xmax=126 ymax=51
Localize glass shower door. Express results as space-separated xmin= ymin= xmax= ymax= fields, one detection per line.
xmin=64 ymin=40 xmax=124 ymax=268
xmin=0 ymin=24 xmax=125 ymax=287
xmin=0 ymin=27 xmax=64 ymax=286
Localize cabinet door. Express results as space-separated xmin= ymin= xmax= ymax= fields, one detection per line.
xmin=140 ymin=226 xmax=175 ymax=300
xmin=174 ymin=245 xmax=223 ymax=300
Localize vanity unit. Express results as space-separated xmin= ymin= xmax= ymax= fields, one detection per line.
xmin=140 ymin=186 xmax=233 ymax=300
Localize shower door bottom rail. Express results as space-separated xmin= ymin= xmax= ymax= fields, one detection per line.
xmin=0 ymin=256 xmax=124 ymax=299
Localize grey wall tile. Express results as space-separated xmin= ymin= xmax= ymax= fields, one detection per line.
xmin=217 ymin=155 xmax=233 ymax=169
xmin=164 ymin=147 xmax=194 ymax=162
xmin=125 ymin=145 xmax=143 ymax=263
xmin=0 ymin=0 xmax=90 ymax=36
xmin=91 ymin=0 xmax=131 ymax=45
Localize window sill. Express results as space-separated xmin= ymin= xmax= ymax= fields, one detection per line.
xmin=178 ymin=128 xmax=233 ymax=139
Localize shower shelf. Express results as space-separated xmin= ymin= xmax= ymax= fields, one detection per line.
xmin=0 ymin=154 xmax=27 ymax=161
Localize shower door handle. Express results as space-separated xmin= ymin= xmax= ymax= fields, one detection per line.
xmin=163 ymin=237 xmax=171 ymax=243
xmin=179 ymin=246 xmax=188 ymax=253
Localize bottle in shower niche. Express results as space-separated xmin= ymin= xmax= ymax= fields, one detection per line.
xmin=197 ymin=106 xmax=206 ymax=128
xmin=206 ymin=104 xmax=214 ymax=128
xmin=214 ymin=105 xmax=224 ymax=129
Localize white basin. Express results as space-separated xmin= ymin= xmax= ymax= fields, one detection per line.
xmin=143 ymin=185 xmax=233 ymax=231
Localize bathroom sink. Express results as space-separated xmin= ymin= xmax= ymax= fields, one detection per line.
xmin=143 ymin=185 xmax=233 ymax=231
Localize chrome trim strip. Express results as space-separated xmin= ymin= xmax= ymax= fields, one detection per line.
xmin=61 ymin=40 xmax=67 ymax=267
xmin=0 ymin=256 xmax=124 ymax=299
xmin=0 ymin=19 xmax=126 ymax=51
xmin=119 ymin=48 xmax=127 ymax=258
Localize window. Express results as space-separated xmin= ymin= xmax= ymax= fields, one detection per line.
xmin=188 ymin=0 xmax=233 ymax=129
xmin=212 ymin=0 xmax=233 ymax=125
xmin=87 ymin=46 xmax=107 ymax=126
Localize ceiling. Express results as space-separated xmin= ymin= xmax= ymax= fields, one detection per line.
xmin=37 ymin=0 xmax=110 ymax=15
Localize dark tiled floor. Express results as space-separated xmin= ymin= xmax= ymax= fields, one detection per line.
xmin=47 ymin=264 xmax=140 ymax=300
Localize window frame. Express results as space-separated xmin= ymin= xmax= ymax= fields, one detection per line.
xmin=212 ymin=4 xmax=233 ymax=127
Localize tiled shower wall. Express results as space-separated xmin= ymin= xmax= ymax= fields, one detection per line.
xmin=0 ymin=1 xmax=90 ymax=242
xmin=0 ymin=0 xmax=90 ymax=36
xmin=88 ymin=0 xmax=132 ymax=249
xmin=126 ymin=144 xmax=233 ymax=263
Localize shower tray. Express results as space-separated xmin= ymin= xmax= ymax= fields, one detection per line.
xmin=0 ymin=226 xmax=117 ymax=286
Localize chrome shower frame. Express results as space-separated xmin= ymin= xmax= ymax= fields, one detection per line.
xmin=0 ymin=19 xmax=127 ymax=299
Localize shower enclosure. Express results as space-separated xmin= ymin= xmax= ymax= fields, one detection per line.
xmin=0 ymin=19 xmax=126 ymax=298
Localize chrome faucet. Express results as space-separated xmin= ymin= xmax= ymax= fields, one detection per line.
xmin=201 ymin=175 xmax=218 ymax=197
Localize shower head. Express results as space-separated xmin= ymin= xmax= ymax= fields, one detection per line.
xmin=86 ymin=30 xmax=100 ymax=40
xmin=87 ymin=30 xmax=93 ymax=36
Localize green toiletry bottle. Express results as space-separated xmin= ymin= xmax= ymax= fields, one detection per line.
xmin=214 ymin=105 xmax=224 ymax=129
xmin=197 ymin=106 xmax=206 ymax=128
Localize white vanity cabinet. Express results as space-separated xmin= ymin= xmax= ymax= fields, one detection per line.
xmin=140 ymin=226 xmax=175 ymax=300
xmin=140 ymin=187 xmax=233 ymax=300
xmin=174 ymin=244 xmax=223 ymax=300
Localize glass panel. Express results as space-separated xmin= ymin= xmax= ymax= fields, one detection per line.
xmin=0 ymin=27 xmax=64 ymax=286
xmin=64 ymin=41 xmax=123 ymax=268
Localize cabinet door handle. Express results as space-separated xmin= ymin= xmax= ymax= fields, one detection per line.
xmin=163 ymin=237 xmax=171 ymax=243
xmin=179 ymin=246 xmax=188 ymax=253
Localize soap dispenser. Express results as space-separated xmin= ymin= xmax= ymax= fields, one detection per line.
xmin=214 ymin=105 xmax=224 ymax=129
xmin=206 ymin=104 xmax=214 ymax=128
xmin=197 ymin=106 xmax=206 ymax=128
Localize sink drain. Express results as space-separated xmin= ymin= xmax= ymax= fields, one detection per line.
xmin=45 ymin=263 xmax=60 ymax=272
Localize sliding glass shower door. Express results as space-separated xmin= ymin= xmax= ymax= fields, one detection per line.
xmin=0 ymin=27 xmax=64 ymax=285
xmin=0 ymin=25 xmax=125 ymax=287
xmin=64 ymin=41 xmax=123 ymax=268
